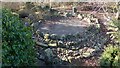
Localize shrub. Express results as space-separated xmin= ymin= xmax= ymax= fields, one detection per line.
xmin=100 ymin=19 xmax=120 ymax=68
xmin=112 ymin=20 xmax=120 ymax=30
xmin=106 ymin=19 xmax=120 ymax=44
xmin=100 ymin=44 xmax=120 ymax=67
xmin=2 ymin=8 xmax=36 ymax=66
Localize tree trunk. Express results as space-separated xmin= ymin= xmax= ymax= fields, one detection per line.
xmin=115 ymin=2 xmax=120 ymax=20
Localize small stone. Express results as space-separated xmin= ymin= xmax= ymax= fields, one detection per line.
xmin=68 ymin=50 xmax=73 ymax=53
xmin=48 ymin=43 xmax=57 ymax=46
xmin=73 ymin=51 xmax=80 ymax=56
xmin=72 ymin=46 xmax=75 ymax=49
xmin=86 ymin=48 xmax=95 ymax=53
xmin=68 ymin=50 xmax=73 ymax=56
xmin=44 ymin=33 xmax=50 ymax=39
xmin=82 ymin=52 xmax=91 ymax=58
xmin=79 ymin=49 xmax=83 ymax=52
xmin=65 ymin=50 xmax=68 ymax=54
xmin=58 ymin=41 xmax=64 ymax=45
xmin=62 ymin=56 xmax=68 ymax=61
xmin=31 ymin=23 xmax=34 ymax=27
xmin=38 ymin=20 xmax=42 ymax=23
xmin=77 ymin=14 xmax=83 ymax=20
xmin=63 ymin=12 xmax=68 ymax=17
xmin=36 ymin=30 xmax=40 ymax=34
xmin=24 ymin=22 xmax=30 ymax=26
xmin=95 ymin=46 xmax=100 ymax=51
xmin=57 ymin=48 xmax=60 ymax=51
xmin=75 ymin=56 xmax=81 ymax=59
xmin=36 ymin=41 xmax=48 ymax=47
xmin=81 ymin=47 xmax=95 ymax=58
xmin=50 ymin=34 xmax=58 ymax=40
xmin=68 ymin=56 xmax=73 ymax=63
xmin=96 ymin=24 xmax=100 ymax=28
xmin=39 ymin=54 xmax=45 ymax=60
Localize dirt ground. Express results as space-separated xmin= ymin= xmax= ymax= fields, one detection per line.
xmin=39 ymin=17 xmax=90 ymax=35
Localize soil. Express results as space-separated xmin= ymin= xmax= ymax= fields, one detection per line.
xmin=39 ymin=17 xmax=90 ymax=35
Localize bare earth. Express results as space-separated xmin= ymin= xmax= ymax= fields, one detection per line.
xmin=39 ymin=17 xmax=90 ymax=35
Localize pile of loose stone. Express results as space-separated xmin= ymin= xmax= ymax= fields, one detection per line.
xmin=34 ymin=24 xmax=109 ymax=66
xmin=29 ymin=9 xmax=110 ymax=66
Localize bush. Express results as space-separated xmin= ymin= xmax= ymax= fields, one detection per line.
xmin=100 ymin=44 xmax=120 ymax=67
xmin=2 ymin=9 xmax=36 ymax=66
xmin=100 ymin=19 xmax=120 ymax=67
xmin=106 ymin=19 xmax=120 ymax=44
xmin=112 ymin=20 xmax=120 ymax=43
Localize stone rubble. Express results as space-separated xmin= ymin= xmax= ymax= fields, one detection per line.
xmin=34 ymin=12 xmax=109 ymax=66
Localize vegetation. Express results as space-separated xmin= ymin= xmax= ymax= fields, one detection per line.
xmin=1 ymin=2 xmax=120 ymax=67
xmin=100 ymin=45 xmax=120 ymax=67
xmin=100 ymin=19 xmax=120 ymax=67
xmin=0 ymin=8 xmax=2 ymax=67
xmin=2 ymin=9 xmax=36 ymax=66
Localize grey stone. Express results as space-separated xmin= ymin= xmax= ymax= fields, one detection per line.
xmin=45 ymin=48 xmax=54 ymax=61
xmin=37 ymin=59 xmax=46 ymax=66
xmin=36 ymin=41 xmax=48 ymax=47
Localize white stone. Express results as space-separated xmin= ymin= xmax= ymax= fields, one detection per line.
xmin=48 ymin=43 xmax=57 ymax=46
xmin=77 ymin=14 xmax=82 ymax=20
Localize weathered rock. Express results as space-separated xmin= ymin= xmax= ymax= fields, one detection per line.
xmin=73 ymin=51 xmax=80 ymax=56
xmin=63 ymin=12 xmax=68 ymax=17
xmin=31 ymin=22 xmax=40 ymax=31
xmin=36 ymin=41 xmax=48 ymax=47
xmin=45 ymin=48 xmax=54 ymax=61
xmin=61 ymin=55 xmax=68 ymax=61
xmin=82 ymin=52 xmax=91 ymax=58
xmin=36 ymin=30 xmax=40 ymax=34
xmin=57 ymin=48 xmax=61 ymax=53
xmin=50 ymin=34 xmax=60 ymax=40
xmin=68 ymin=50 xmax=73 ymax=56
xmin=58 ymin=41 xmax=64 ymax=45
xmin=39 ymin=53 xmax=46 ymax=60
xmin=53 ymin=57 xmax=63 ymax=65
xmin=44 ymin=33 xmax=50 ymax=39
xmin=71 ymin=46 xmax=76 ymax=50
xmin=94 ymin=46 xmax=100 ymax=51
xmin=37 ymin=59 xmax=46 ymax=66
xmin=48 ymin=43 xmax=57 ymax=47
xmin=67 ymin=56 xmax=73 ymax=63
xmin=66 ymin=12 xmax=73 ymax=17
xmin=81 ymin=47 xmax=95 ymax=58
xmin=75 ymin=56 xmax=81 ymax=59
xmin=77 ymin=14 xmax=83 ymax=20
xmin=44 ymin=33 xmax=50 ymax=42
